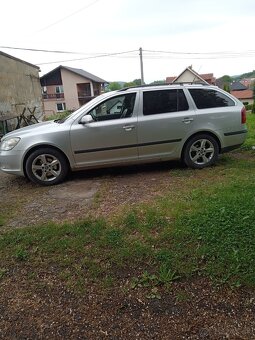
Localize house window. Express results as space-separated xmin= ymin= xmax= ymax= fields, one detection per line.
xmin=56 ymin=85 xmax=64 ymax=94
xmin=56 ymin=103 xmax=66 ymax=112
xmin=42 ymin=86 xmax=47 ymax=94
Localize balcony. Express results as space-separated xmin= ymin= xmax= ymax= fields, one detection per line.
xmin=43 ymin=93 xmax=64 ymax=100
xmin=78 ymin=91 xmax=93 ymax=99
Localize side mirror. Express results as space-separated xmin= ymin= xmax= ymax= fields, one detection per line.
xmin=79 ymin=114 xmax=94 ymax=124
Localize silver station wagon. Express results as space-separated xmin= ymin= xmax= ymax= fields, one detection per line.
xmin=0 ymin=84 xmax=247 ymax=185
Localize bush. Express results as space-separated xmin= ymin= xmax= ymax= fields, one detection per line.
xmin=245 ymin=103 xmax=253 ymax=111
xmin=252 ymin=103 xmax=255 ymax=114
xmin=44 ymin=110 xmax=72 ymax=121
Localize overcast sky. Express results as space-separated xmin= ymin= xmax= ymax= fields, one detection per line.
xmin=1 ymin=0 xmax=255 ymax=83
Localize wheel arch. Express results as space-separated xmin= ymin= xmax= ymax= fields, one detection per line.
xmin=181 ymin=131 xmax=222 ymax=161
xmin=23 ymin=144 xmax=71 ymax=178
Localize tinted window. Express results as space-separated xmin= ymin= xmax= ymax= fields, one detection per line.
xmin=88 ymin=93 xmax=136 ymax=121
xmin=143 ymin=89 xmax=189 ymax=116
xmin=189 ymin=89 xmax=235 ymax=109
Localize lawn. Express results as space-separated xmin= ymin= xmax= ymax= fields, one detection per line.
xmin=0 ymin=113 xmax=255 ymax=295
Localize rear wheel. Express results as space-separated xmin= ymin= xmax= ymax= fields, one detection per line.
xmin=183 ymin=134 xmax=219 ymax=169
xmin=25 ymin=148 xmax=69 ymax=185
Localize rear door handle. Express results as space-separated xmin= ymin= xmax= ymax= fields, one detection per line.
xmin=182 ymin=117 xmax=194 ymax=124
xmin=123 ymin=125 xmax=135 ymax=131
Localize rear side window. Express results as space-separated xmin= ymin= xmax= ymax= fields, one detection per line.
xmin=189 ymin=89 xmax=235 ymax=109
xmin=143 ymin=89 xmax=189 ymax=115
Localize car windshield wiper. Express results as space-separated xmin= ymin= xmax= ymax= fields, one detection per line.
xmin=54 ymin=118 xmax=65 ymax=124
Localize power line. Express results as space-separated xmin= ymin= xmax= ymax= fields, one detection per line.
xmin=37 ymin=50 xmax=138 ymax=65
xmin=37 ymin=50 xmax=255 ymax=65
xmin=144 ymin=49 xmax=255 ymax=56
xmin=2 ymin=45 xmax=255 ymax=57
xmin=1 ymin=45 xmax=255 ymax=59
xmin=1 ymin=45 xmax=254 ymax=65
xmin=0 ymin=45 xmax=88 ymax=54
xmin=142 ymin=54 xmax=255 ymax=60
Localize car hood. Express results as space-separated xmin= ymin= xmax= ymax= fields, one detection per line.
xmin=1 ymin=121 xmax=60 ymax=140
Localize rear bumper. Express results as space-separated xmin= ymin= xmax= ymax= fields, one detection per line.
xmin=221 ymin=144 xmax=242 ymax=153
xmin=224 ymin=129 xmax=248 ymax=137
xmin=221 ymin=129 xmax=247 ymax=153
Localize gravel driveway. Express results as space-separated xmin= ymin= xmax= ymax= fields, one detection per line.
xmin=0 ymin=161 xmax=181 ymax=229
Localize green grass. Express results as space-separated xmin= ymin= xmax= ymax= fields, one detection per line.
xmin=0 ymin=113 xmax=255 ymax=292
xmin=242 ymin=111 xmax=255 ymax=149
xmin=173 ymin=176 xmax=255 ymax=286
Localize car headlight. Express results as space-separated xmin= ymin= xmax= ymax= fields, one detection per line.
xmin=0 ymin=137 xmax=20 ymax=151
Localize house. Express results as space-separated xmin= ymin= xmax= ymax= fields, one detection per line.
xmin=228 ymin=81 xmax=253 ymax=104
xmin=166 ymin=67 xmax=216 ymax=85
xmin=240 ymin=78 xmax=255 ymax=89
xmin=0 ymin=51 xmax=43 ymax=119
xmin=40 ymin=66 xmax=107 ymax=115
xmin=230 ymin=81 xmax=247 ymax=91
xmin=230 ymin=89 xmax=253 ymax=105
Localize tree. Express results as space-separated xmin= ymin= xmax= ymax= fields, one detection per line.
xmin=123 ymin=79 xmax=142 ymax=88
xmin=133 ymin=79 xmax=142 ymax=86
xmin=150 ymin=80 xmax=166 ymax=85
xmin=223 ymin=84 xmax=230 ymax=93
xmin=107 ymin=82 xmax=122 ymax=91
xmin=220 ymin=75 xmax=232 ymax=83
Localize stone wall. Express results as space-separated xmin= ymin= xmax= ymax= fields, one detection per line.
xmin=0 ymin=52 xmax=43 ymax=119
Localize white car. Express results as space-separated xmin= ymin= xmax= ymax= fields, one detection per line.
xmin=0 ymin=84 xmax=247 ymax=185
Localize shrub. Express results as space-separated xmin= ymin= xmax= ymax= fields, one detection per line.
xmin=44 ymin=110 xmax=72 ymax=121
xmin=245 ymin=103 xmax=253 ymax=111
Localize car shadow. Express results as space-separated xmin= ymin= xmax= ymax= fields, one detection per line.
xmin=68 ymin=160 xmax=185 ymax=182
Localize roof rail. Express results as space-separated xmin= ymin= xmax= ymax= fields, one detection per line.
xmin=118 ymin=82 xmax=211 ymax=91
xmin=118 ymin=83 xmax=166 ymax=91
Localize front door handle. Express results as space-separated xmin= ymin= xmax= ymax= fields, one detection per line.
xmin=123 ymin=125 xmax=135 ymax=131
xmin=182 ymin=117 xmax=194 ymax=124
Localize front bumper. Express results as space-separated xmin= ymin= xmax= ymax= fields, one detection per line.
xmin=0 ymin=150 xmax=24 ymax=176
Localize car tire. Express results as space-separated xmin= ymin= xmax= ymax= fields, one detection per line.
xmin=25 ymin=148 xmax=69 ymax=185
xmin=183 ymin=134 xmax=219 ymax=169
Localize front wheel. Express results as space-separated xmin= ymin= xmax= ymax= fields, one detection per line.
xmin=25 ymin=148 xmax=69 ymax=185
xmin=183 ymin=134 xmax=219 ymax=169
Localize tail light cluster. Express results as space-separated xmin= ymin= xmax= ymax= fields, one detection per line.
xmin=241 ymin=107 xmax=246 ymax=124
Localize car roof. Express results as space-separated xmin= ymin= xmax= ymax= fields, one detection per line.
xmin=118 ymin=83 xmax=217 ymax=92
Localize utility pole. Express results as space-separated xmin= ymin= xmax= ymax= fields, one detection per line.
xmin=139 ymin=47 xmax=145 ymax=85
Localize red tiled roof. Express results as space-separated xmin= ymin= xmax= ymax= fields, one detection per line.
xmin=166 ymin=76 xmax=176 ymax=83
xmin=200 ymin=73 xmax=213 ymax=79
xmin=231 ymin=90 xmax=253 ymax=100
xmin=166 ymin=72 xmax=215 ymax=84
xmin=200 ymin=73 xmax=216 ymax=84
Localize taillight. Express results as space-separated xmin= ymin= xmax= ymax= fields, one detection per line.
xmin=241 ymin=107 xmax=246 ymax=124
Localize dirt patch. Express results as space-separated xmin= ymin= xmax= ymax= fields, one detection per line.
xmin=0 ymin=271 xmax=255 ymax=339
xmin=0 ymin=171 xmax=101 ymax=229
xmin=0 ymin=160 xmax=188 ymax=229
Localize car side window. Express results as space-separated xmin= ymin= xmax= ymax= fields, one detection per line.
xmin=188 ymin=89 xmax=235 ymax=109
xmin=143 ymin=89 xmax=189 ymax=116
xmin=88 ymin=93 xmax=136 ymax=121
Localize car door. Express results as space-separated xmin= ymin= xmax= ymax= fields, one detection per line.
xmin=137 ymin=88 xmax=196 ymax=160
xmin=70 ymin=92 xmax=138 ymax=168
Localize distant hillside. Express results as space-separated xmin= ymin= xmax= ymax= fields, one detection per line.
xmin=217 ymin=71 xmax=255 ymax=88
xmin=232 ymin=70 xmax=255 ymax=81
